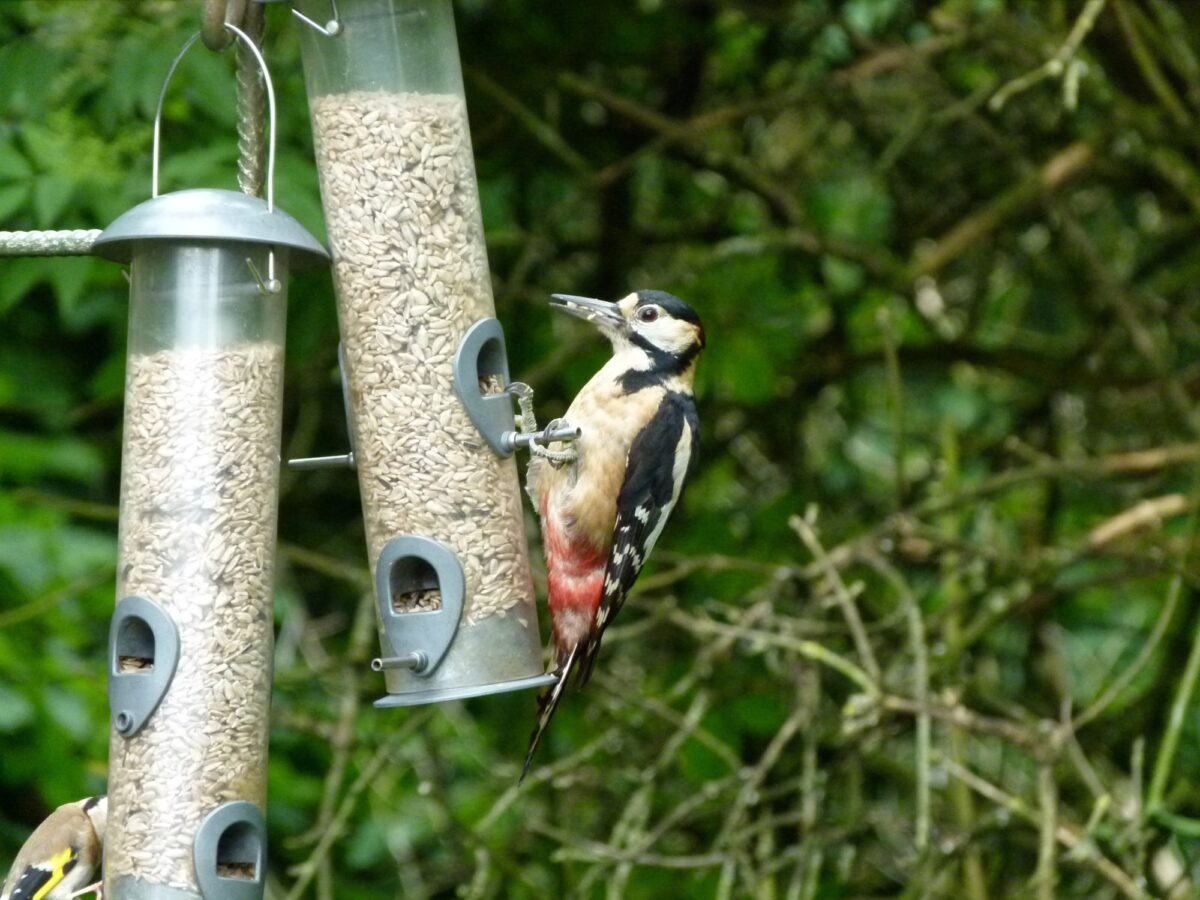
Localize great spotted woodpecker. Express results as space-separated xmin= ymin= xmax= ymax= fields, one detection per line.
xmin=522 ymin=290 xmax=704 ymax=780
xmin=1 ymin=796 xmax=106 ymax=900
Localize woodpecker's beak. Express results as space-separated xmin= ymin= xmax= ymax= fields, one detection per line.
xmin=550 ymin=294 xmax=627 ymax=333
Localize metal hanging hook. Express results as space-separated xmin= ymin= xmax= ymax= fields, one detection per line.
xmin=292 ymin=0 xmax=341 ymax=36
xmin=152 ymin=24 xmax=278 ymax=213
xmin=202 ymin=0 xmax=252 ymax=50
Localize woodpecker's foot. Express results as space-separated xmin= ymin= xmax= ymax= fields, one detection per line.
xmin=67 ymin=883 xmax=102 ymax=899
xmin=538 ymin=419 xmax=579 ymax=467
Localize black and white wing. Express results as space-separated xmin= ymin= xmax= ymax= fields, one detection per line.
xmin=576 ymin=392 xmax=699 ymax=686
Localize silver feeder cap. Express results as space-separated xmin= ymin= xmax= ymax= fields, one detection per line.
xmin=93 ymin=188 xmax=328 ymax=268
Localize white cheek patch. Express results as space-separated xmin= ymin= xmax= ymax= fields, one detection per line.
xmin=640 ymin=319 xmax=695 ymax=354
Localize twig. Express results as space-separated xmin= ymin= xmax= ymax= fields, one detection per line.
xmin=288 ymin=591 xmax=377 ymax=850
xmin=834 ymin=33 xmax=961 ymax=83
xmin=665 ymin=599 xmax=776 ymax=701
xmin=547 ymin=838 xmax=729 ymax=868
xmin=789 ymin=513 xmax=882 ymax=683
xmin=878 ymin=305 xmax=908 ymax=510
xmin=465 ymin=67 xmax=592 ymax=174
xmin=634 ymin=553 xmax=783 ymax=593
xmin=1086 ymin=494 xmax=1193 ymax=549
xmin=788 ymin=666 xmax=823 ymax=900
xmin=882 ymin=695 xmax=1037 ymax=750
xmin=989 ymin=0 xmax=1108 ymax=111
xmin=283 ymin=712 xmax=433 ymax=900
xmin=598 ymin=691 xmax=711 ymax=894
xmin=589 ymin=87 xmax=809 ymax=189
xmin=9 ymin=488 xmax=118 ymax=521
xmin=599 ymin=685 xmax=741 ymax=771
xmin=0 ymin=567 xmax=113 ymax=628
xmin=1076 ymin=475 xmax=1200 ymax=729
xmin=909 ymin=142 xmax=1093 ymax=280
xmin=861 ymin=553 xmax=929 ymax=853
xmin=1147 ymin=598 xmax=1200 ymax=811
xmin=557 ymin=71 xmax=806 ymax=225
xmin=478 ymin=727 xmax=621 ymax=830
xmin=714 ymin=705 xmax=806 ymax=897
xmin=938 ymin=755 xmax=1145 ymax=899
xmin=666 ymin=607 xmax=878 ymax=695
xmin=912 ymin=441 xmax=1200 ymax=520
xmin=1036 ymin=760 xmax=1058 ymax=900
xmin=934 ymin=423 xmax=990 ymax=900
xmin=1113 ymin=0 xmax=1191 ymax=127
xmin=278 ymin=541 xmax=370 ymax=587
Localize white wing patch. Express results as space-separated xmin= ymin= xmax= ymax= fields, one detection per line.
xmin=640 ymin=420 xmax=693 ymax=561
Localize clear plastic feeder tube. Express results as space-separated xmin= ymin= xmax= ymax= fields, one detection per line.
xmin=105 ymin=241 xmax=286 ymax=897
xmin=298 ymin=0 xmax=547 ymax=702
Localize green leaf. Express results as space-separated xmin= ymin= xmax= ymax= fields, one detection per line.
xmin=49 ymin=257 xmax=98 ymax=322
xmin=0 ymin=183 xmax=31 ymax=222
xmin=0 ymin=685 xmax=34 ymax=733
xmin=42 ymin=687 xmax=91 ymax=742
xmin=0 ymin=256 xmax=50 ymax=315
xmin=0 ymin=141 xmax=33 ymax=181
xmin=32 ymin=175 xmax=76 ymax=227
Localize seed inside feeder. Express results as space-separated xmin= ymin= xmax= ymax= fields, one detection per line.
xmin=478 ymin=373 xmax=506 ymax=396
xmin=106 ymin=342 xmax=280 ymax=893
xmin=310 ymin=90 xmax=536 ymax=626
xmin=216 ymin=863 xmax=257 ymax=880
xmin=394 ymin=588 xmax=442 ymax=614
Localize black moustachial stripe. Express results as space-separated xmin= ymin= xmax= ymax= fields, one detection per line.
xmin=619 ymin=335 xmax=701 ymax=394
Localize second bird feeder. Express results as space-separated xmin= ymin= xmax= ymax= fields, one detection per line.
xmin=94 ymin=28 xmax=326 ymax=899
xmin=294 ymin=0 xmax=556 ymax=704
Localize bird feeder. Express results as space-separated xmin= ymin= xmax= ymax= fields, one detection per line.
xmin=93 ymin=29 xmax=326 ymax=900
xmin=292 ymin=0 xmax=560 ymax=705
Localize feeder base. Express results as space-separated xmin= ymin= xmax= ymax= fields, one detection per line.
xmin=374 ymin=672 xmax=557 ymax=708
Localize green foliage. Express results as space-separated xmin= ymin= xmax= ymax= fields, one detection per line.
xmin=7 ymin=0 xmax=1200 ymax=897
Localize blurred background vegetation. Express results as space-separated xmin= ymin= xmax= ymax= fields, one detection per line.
xmin=5 ymin=0 xmax=1200 ymax=896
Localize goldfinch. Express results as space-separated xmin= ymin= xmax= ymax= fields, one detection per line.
xmin=1 ymin=796 xmax=106 ymax=900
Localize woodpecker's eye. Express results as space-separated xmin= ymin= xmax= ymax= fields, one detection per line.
xmin=637 ymin=306 xmax=660 ymax=323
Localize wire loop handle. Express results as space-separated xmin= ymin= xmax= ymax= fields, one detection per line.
xmin=152 ymin=24 xmax=278 ymax=212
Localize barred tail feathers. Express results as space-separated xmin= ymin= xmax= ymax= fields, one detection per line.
xmin=520 ymin=643 xmax=582 ymax=784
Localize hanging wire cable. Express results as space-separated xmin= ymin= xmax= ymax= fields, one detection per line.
xmin=0 ymin=229 xmax=101 ymax=256
xmin=235 ymin=0 xmax=267 ymax=198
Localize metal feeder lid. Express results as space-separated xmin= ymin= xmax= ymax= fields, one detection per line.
xmin=93 ymin=188 xmax=328 ymax=269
